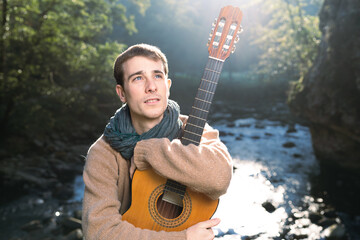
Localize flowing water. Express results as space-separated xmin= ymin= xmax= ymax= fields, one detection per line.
xmin=211 ymin=117 xmax=320 ymax=239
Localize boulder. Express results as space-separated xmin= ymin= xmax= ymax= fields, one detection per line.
xmin=288 ymin=0 xmax=360 ymax=170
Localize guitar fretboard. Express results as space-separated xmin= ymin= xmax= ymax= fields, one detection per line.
xmin=164 ymin=57 xmax=224 ymax=202
xmin=181 ymin=57 xmax=224 ymax=146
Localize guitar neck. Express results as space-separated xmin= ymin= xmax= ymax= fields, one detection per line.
xmin=181 ymin=57 xmax=224 ymax=146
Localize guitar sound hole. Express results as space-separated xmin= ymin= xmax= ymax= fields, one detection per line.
xmin=156 ymin=194 xmax=183 ymax=219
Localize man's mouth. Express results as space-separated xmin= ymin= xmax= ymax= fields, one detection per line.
xmin=144 ymin=98 xmax=160 ymax=103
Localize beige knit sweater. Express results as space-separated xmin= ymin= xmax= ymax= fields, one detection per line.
xmin=82 ymin=115 xmax=232 ymax=239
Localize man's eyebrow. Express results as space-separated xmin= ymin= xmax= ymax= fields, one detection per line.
xmin=153 ymin=70 xmax=165 ymax=75
xmin=127 ymin=70 xmax=143 ymax=81
xmin=127 ymin=69 xmax=165 ymax=81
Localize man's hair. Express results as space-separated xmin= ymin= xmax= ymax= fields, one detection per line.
xmin=113 ymin=44 xmax=169 ymax=87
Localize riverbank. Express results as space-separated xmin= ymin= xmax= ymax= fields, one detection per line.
xmin=0 ymin=140 xmax=88 ymax=240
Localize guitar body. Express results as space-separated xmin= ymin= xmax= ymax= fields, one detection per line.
xmin=122 ymin=168 xmax=219 ymax=231
xmin=122 ymin=5 xmax=243 ymax=232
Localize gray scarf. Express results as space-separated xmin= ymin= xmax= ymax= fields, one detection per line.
xmin=103 ymin=99 xmax=183 ymax=160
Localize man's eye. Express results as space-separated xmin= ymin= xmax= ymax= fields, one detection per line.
xmin=134 ymin=76 xmax=142 ymax=81
xmin=155 ymin=74 xmax=163 ymax=79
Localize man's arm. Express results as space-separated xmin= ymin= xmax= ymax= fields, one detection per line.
xmin=82 ymin=138 xmax=187 ymax=240
xmin=133 ymin=123 xmax=233 ymax=200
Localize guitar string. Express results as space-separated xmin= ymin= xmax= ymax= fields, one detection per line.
xmin=163 ymin=192 xmax=178 ymax=220
xmin=166 ymin=182 xmax=182 ymax=220
xmin=188 ymin=57 xmax=222 ymax=142
xmin=169 ymin=197 xmax=178 ymax=221
xmin=200 ymin=58 xmax=221 ymax=116
xmin=159 ymin=194 xmax=166 ymax=219
xmin=188 ymin=58 xmax=217 ymax=136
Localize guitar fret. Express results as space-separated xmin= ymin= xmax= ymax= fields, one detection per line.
xmin=209 ymin=56 xmax=225 ymax=62
xmin=205 ymin=68 xmax=221 ymax=74
xmin=198 ymin=88 xmax=214 ymax=95
xmin=195 ymin=97 xmax=211 ymax=104
xmin=190 ymin=109 xmax=209 ymax=122
xmin=182 ymin=136 xmax=200 ymax=144
xmin=201 ymin=78 xmax=218 ymax=85
xmin=196 ymin=90 xmax=215 ymax=103
xmin=186 ymin=120 xmax=205 ymax=129
xmin=189 ymin=114 xmax=207 ymax=121
xmin=186 ymin=122 xmax=204 ymax=129
xmin=184 ymin=126 xmax=204 ymax=137
xmin=192 ymin=106 xmax=209 ymax=112
xmin=184 ymin=129 xmax=202 ymax=137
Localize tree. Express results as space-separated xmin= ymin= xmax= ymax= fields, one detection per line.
xmin=250 ymin=0 xmax=323 ymax=82
xmin=0 ymin=0 xmax=149 ymax=150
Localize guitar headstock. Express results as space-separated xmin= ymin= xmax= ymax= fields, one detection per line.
xmin=207 ymin=6 xmax=243 ymax=61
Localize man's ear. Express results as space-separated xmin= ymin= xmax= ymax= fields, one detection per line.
xmin=116 ymin=85 xmax=126 ymax=103
xmin=167 ymin=78 xmax=172 ymax=97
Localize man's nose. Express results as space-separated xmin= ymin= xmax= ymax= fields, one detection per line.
xmin=145 ymin=77 xmax=157 ymax=93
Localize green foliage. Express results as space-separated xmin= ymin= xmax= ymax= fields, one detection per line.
xmin=110 ymin=0 xmax=323 ymax=107
xmin=0 ymin=0 xmax=325 ymax=152
xmin=0 ymin=0 xmax=147 ymax=149
xmin=115 ymin=0 xmax=207 ymax=75
xmin=250 ymin=0 xmax=323 ymax=82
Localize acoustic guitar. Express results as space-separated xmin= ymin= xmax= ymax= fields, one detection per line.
xmin=122 ymin=5 xmax=243 ymax=232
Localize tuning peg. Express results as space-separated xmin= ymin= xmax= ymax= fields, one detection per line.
xmin=209 ymin=29 xmax=214 ymax=37
xmin=207 ymin=38 xmax=212 ymax=47
xmin=231 ymin=45 xmax=236 ymax=53
xmin=212 ymin=18 xmax=217 ymax=27
xmin=238 ymin=25 xmax=244 ymax=34
xmin=234 ymin=35 xmax=240 ymax=43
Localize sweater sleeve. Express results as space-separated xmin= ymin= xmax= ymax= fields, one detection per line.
xmin=133 ymin=123 xmax=233 ymax=200
xmin=82 ymin=138 xmax=187 ymax=240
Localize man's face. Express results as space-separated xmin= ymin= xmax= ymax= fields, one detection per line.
xmin=116 ymin=56 xmax=171 ymax=131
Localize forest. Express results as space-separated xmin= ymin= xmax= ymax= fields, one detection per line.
xmin=1 ymin=0 xmax=359 ymax=239
xmin=0 ymin=0 xmax=322 ymax=148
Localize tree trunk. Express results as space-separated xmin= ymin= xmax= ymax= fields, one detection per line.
xmin=1 ymin=0 xmax=7 ymax=83
xmin=1 ymin=0 xmax=9 ymax=134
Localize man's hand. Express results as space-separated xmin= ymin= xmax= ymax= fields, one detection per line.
xmin=186 ymin=218 xmax=220 ymax=240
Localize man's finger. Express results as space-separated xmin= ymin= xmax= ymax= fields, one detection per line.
xmin=198 ymin=218 xmax=221 ymax=228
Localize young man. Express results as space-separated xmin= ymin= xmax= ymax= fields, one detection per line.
xmin=82 ymin=44 xmax=232 ymax=239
